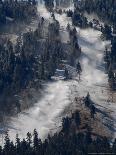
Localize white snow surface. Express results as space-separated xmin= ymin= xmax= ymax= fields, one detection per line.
xmin=37 ymin=0 xmax=116 ymax=138
xmin=0 ymin=0 xmax=116 ymax=143
xmin=6 ymin=81 xmax=71 ymax=142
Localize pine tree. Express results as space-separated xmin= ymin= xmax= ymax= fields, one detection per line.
xmin=33 ymin=129 xmax=42 ymax=153
xmin=112 ymin=139 xmax=116 ymax=153
xmin=0 ymin=146 xmax=2 ymax=155
xmin=26 ymin=132 xmax=32 ymax=147
xmin=3 ymin=132 xmax=11 ymax=155
xmin=15 ymin=134 xmax=21 ymax=155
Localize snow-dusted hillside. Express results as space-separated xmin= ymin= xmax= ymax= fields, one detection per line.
xmin=0 ymin=0 xmax=116 ymax=144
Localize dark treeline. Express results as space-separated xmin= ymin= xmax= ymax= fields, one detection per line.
xmin=71 ymin=0 xmax=116 ymax=90
xmin=43 ymin=0 xmax=54 ymax=11
xmin=0 ymin=0 xmax=37 ymax=25
xmin=78 ymin=0 xmax=116 ymax=90
xmin=0 ymin=108 xmax=116 ymax=155
xmin=66 ymin=0 xmax=115 ymax=41
xmin=43 ymin=0 xmax=72 ymax=9
xmin=78 ymin=0 xmax=116 ymax=25
xmin=43 ymin=0 xmax=89 ymax=28
xmin=67 ymin=1 xmax=114 ymax=37
xmin=0 ymin=14 xmax=81 ymax=113
xmin=0 ymin=18 xmax=62 ymax=112
xmin=67 ymin=25 xmax=81 ymax=65
xmin=104 ymin=25 xmax=116 ymax=90
xmin=66 ymin=8 xmax=89 ymax=29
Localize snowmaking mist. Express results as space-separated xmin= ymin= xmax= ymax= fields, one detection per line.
xmin=0 ymin=0 xmax=116 ymax=144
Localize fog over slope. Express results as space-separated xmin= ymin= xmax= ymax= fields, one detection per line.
xmin=0 ymin=0 xmax=116 ymax=143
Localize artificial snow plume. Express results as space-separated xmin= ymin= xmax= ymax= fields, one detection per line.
xmin=0 ymin=81 xmax=71 ymax=143
xmin=0 ymin=0 xmax=116 ymax=144
xmin=37 ymin=2 xmax=51 ymax=19
xmin=37 ymin=0 xmax=116 ymax=139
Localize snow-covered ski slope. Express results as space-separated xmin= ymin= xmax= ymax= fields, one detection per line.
xmin=36 ymin=0 xmax=116 ymax=138
xmin=7 ymin=80 xmax=71 ymax=141
xmin=0 ymin=0 xmax=116 ymax=143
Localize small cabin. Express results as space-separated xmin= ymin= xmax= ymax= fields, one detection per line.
xmin=55 ymin=69 xmax=65 ymax=77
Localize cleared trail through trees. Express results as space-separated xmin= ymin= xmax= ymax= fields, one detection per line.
xmin=0 ymin=80 xmax=72 ymax=143
xmin=50 ymin=0 xmax=116 ymax=138
xmin=0 ymin=0 xmax=74 ymax=144
xmin=0 ymin=0 xmax=116 ymax=143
